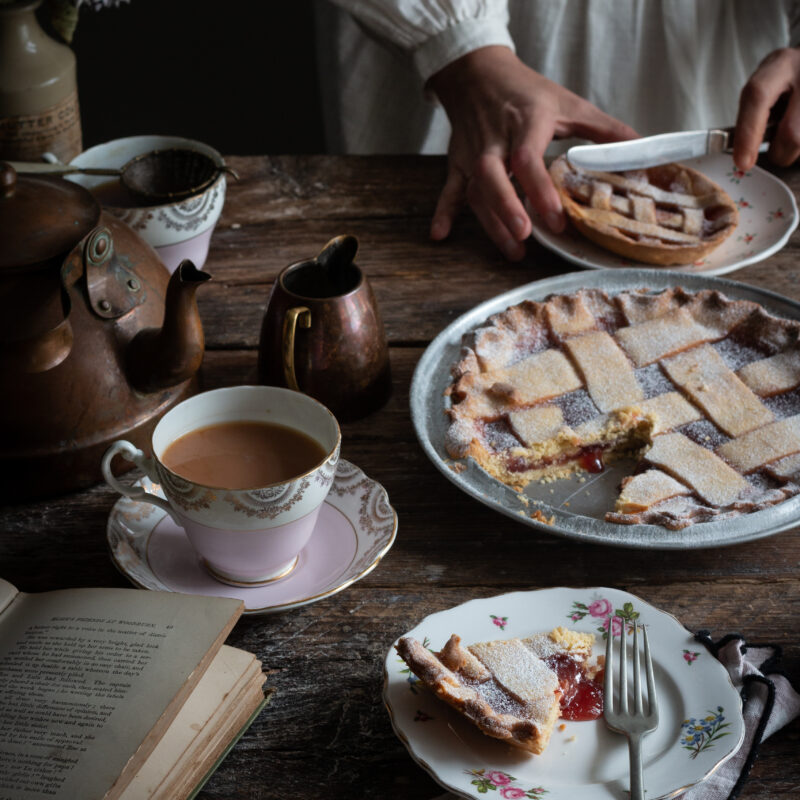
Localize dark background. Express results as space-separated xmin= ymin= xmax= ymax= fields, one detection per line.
xmin=68 ymin=0 xmax=325 ymax=155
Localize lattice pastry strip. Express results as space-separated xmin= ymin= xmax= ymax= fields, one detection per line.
xmin=545 ymin=292 xmax=599 ymax=338
xmin=495 ymin=349 xmax=583 ymax=405
xmin=549 ymin=157 xmax=738 ymax=266
xmin=583 ymin=168 xmax=716 ymax=209
xmin=468 ymin=639 xmax=560 ymax=709
xmin=396 ymin=634 xmax=567 ymax=755
xmin=396 ymin=636 xmax=554 ymax=754
xmin=508 ymin=406 xmax=570 ymax=447
xmin=565 ymin=331 xmax=643 ymax=411
xmin=615 ymin=469 xmax=692 ymax=514
xmin=644 ymin=432 xmax=749 ymax=507
xmin=737 ymin=350 xmax=800 ymax=396
xmin=615 ymin=307 xmax=725 ymax=367
xmin=662 ymin=344 xmax=773 ymax=437
xmin=637 ymin=392 xmax=702 ymax=434
xmin=716 ymin=415 xmax=800 ymax=473
xmin=445 ymin=287 xmax=800 ymax=528
xmin=765 ymin=452 xmax=800 ymax=480
xmin=573 ymin=207 xmax=699 ymax=244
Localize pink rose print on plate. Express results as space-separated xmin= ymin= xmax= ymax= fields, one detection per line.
xmin=486 ymin=771 xmax=512 ymax=786
xmin=465 ymin=769 xmax=548 ymax=797
xmin=491 ymin=615 xmax=508 ymax=630
xmin=588 ymin=598 xmax=613 ymax=617
xmin=568 ymin=597 xmax=640 ymax=638
xmin=603 ymin=616 xmax=624 ymax=637
xmin=683 ymin=649 xmax=700 ymax=665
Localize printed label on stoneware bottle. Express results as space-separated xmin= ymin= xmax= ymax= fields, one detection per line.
xmin=0 ymin=89 xmax=82 ymax=162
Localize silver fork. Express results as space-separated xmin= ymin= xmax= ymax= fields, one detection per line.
xmin=604 ymin=619 xmax=659 ymax=800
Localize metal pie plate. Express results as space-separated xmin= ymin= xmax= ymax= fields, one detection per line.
xmin=410 ymin=268 xmax=800 ymax=549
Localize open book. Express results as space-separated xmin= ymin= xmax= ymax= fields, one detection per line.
xmin=0 ymin=579 xmax=268 ymax=800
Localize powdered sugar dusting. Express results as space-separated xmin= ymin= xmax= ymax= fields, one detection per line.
xmin=634 ymin=363 xmax=676 ymax=399
xmin=468 ymin=639 xmax=559 ymax=707
xmin=481 ymin=419 xmax=523 ymax=453
xmin=677 ymin=419 xmax=730 ymax=449
xmin=472 ymin=677 xmax=527 ymax=717
xmin=713 ymin=336 xmax=765 ymax=371
xmin=763 ymin=387 xmax=800 ymax=418
xmin=553 ymin=389 xmax=599 ymax=427
xmin=446 ymin=285 xmax=800 ymax=529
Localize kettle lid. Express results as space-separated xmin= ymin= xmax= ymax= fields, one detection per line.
xmin=0 ymin=161 xmax=100 ymax=270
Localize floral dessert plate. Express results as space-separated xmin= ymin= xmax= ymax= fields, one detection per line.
xmin=384 ymin=587 xmax=745 ymax=800
xmin=107 ymin=459 xmax=397 ymax=614
xmin=529 ymin=153 xmax=798 ymax=276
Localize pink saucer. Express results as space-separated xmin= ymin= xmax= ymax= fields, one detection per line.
xmin=107 ymin=459 xmax=397 ymax=614
xmin=148 ymin=503 xmax=354 ymax=611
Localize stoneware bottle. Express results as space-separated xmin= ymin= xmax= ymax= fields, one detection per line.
xmin=0 ymin=0 xmax=82 ymax=162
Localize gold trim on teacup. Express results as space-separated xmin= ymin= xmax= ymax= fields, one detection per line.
xmin=202 ymin=555 xmax=299 ymax=587
xmin=153 ymin=387 xmax=342 ymax=493
xmin=107 ymin=459 xmax=398 ymax=614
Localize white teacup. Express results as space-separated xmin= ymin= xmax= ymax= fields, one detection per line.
xmin=102 ymin=386 xmax=340 ymax=586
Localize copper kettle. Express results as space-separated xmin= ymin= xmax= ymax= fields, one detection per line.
xmin=0 ymin=162 xmax=209 ymax=500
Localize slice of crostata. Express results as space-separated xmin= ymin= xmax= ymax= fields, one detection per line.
xmin=396 ymin=627 xmax=600 ymax=755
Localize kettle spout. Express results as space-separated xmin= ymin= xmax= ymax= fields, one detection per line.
xmin=127 ymin=259 xmax=211 ymax=393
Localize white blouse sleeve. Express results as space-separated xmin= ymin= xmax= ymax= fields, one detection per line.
xmin=326 ymin=0 xmax=514 ymax=82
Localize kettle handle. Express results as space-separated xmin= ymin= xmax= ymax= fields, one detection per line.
xmin=101 ymin=440 xmax=176 ymax=519
xmin=281 ymin=306 xmax=311 ymax=391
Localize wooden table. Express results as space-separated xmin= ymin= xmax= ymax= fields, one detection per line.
xmin=2 ymin=155 xmax=799 ymax=798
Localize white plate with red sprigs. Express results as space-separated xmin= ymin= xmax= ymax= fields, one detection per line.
xmin=529 ymin=153 xmax=798 ymax=276
xmin=384 ymin=587 xmax=744 ymax=800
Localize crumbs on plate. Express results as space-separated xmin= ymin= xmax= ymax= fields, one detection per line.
xmin=530 ymin=509 xmax=555 ymax=526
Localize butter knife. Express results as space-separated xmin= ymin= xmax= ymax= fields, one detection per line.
xmin=566 ymin=124 xmax=776 ymax=172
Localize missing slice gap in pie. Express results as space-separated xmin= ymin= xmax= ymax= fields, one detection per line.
xmin=445 ymin=287 xmax=800 ymax=529
xmin=549 ymin=155 xmax=738 ymax=266
xmin=396 ymin=627 xmax=601 ymax=755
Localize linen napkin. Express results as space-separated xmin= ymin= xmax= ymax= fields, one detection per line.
xmin=678 ymin=630 xmax=800 ymax=799
xmin=430 ymin=630 xmax=800 ymax=800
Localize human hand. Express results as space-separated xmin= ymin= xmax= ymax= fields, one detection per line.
xmin=734 ymin=47 xmax=800 ymax=171
xmin=427 ymin=46 xmax=637 ymax=261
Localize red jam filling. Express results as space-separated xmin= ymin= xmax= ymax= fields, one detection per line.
xmin=578 ymin=445 xmax=605 ymax=474
xmin=505 ymin=444 xmax=609 ymax=475
xmin=545 ymin=653 xmax=604 ymax=721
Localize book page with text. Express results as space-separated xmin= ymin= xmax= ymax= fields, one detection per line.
xmin=0 ymin=586 xmax=242 ymax=800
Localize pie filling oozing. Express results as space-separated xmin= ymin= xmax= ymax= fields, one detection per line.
xmin=549 ymin=156 xmax=738 ymax=266
xmin=445 ymin=287 xmax=800 ymax=529
xmin=396 ymin=627 xmax=601 ymax=755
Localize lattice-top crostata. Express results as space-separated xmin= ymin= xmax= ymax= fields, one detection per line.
xmin=396 ymin=627 xmax=601 ymax=755
xmin=549 ymin=155 xmax=738 ymax=265
xmin=445 ymin=287 xmax=800 ymax=529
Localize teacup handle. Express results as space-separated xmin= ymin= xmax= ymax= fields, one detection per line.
xmin=282 ymin=306 xmax=311 ymax=391
xmin=101 ymin=440 xmax=174 ymax=516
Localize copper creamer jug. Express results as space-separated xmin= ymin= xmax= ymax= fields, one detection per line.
xmin=258 ymin=236 xmax=391 ymax=421
xmin=0 ymin=162 xmax=209 ymax=499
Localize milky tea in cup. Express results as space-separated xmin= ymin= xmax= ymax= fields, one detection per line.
xmin=102 ymin=386 xmax=340 ymax=586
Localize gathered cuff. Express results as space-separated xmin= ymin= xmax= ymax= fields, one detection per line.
xmin=413 ymin=12 xmax=515 ymax=85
